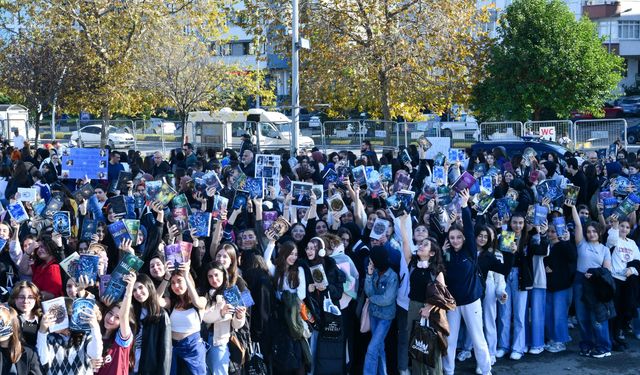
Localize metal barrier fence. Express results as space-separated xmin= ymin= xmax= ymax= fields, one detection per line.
xmin=362 ymin=120 xmax=397 ymax=151
xmin=321 ymin=120 xmax=365 ymax=150
xmin=524 ymin=120 xmax=575 ymax=150
xmin=397 ymin=121 xmax=441 ymax=148
xmin=479 ymin=121 xmax=524 ymax=141
xmin=573 ymin=119 xmax=627 ymax=151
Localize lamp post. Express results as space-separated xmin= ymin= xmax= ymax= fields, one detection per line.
xmin=610 ymin=8 xmax=632 ymax=53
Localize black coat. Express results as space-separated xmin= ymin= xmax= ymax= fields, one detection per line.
xmin=544 ymin=240 xmax=578 ymax=292
xmin=137 ymin=310 xmax=172 ymax=375
xmin=515 ymin=230 xmax=549 ymax=291
xmin=0 ymin=346 xmax=42 ymax=375
xmin=583 ymin=267 xmax=617 ymax=323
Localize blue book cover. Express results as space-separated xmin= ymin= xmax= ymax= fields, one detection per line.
xmin=212 ymin=195 xmax=229 ymax=221
xmin=53 ymin=211 xmax=71 ymax=237
xmin=102 ymin=253 xmax=144 ymax=302
xmin=533 ymin=205 xmax=549 ymax=226
xmin=433 ymin=166 xmax=446 ymax=185
xmin=223 ymin=285 xmax=244 ymax=307
xmin=33 ymin=199 xmax=46 ymax=217
xmin=365 ymin=166 xmax=374 ymax=180
xmin=469 ymin=180 xmax=481 ymax=196
xmin=80 ymin=219 xmax=97 ymax=242
xmin=448 ymin=149 xmax=459 ymax=163
xmin=125 ymin=196 xmax=136 ymax=219
xmin=44 ymin=197 xmax=63 ymax=218
xmin=203 ymin=171 xmax=223 ymax=191
xmin=496 ymin=198 xmax=511 ymax=220
xmin=232 ymin=190 xmax=250 ymax=210
xmin=434 ymin=152 xmax=445 ymax=166
xmin=133 ymin=194 xmax=146 ymax=210
xmin=481 ymin=176 xmax=493 ymax=194
xmin=7 ymin=201 xmax=28 ymax=223
xmin=75 ymin=254 xmax=100 ymax=283
xmin=188 ymin=211 xmax=212 ymax=237
xmin=70 ymin=298 xmax=95 ymax=332
xmin=352 ymin=166 xmax=367 ymax=186
xmin=145 ymin=180 xmax=163 ymax=202
xmin=380 ymin=165 xmax=392 ymax=182
xmin=553 ymin=216 xmax=567 ymax=237
xmin=245 ymin=177 xmax=264 ymax=199
xmin=322 ymin=169 xmax=339 ymax=189
xmin=108 ymin=220 xmax=132 ymax=248
xmin=194 ymin=178 xmax=207 ymax=194
xmin=629 ymin=193 xmax=640 ymax=204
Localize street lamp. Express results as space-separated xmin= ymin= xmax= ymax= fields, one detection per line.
xmin=610 ymin=8 xmax=632 ymax=53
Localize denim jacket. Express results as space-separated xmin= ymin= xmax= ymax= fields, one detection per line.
xmin=364 ymin=268 xmax=399 ymax=320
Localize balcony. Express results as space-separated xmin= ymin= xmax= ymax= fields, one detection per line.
xmin=583 ymin=1 xmax=622 ymax=19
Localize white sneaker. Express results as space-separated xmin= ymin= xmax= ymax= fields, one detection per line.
xmin=476 ymin=368 xmax=482 ymax=375
xmin=490 ymin=355 xmax=496 ymax=365
xmin=545 ymin=342 xmax=566 ymax=353
xmin=495 ymin=349 xmax=506 ymax=358
xmin=457 ymin=350 xmax=472 ymax=362
xmin=510 ymin=352 xmax=523 ymax=360
xmin=528 ymin=347 xmax=544 ymax=355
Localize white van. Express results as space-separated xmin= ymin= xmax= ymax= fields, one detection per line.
xmin=186 ymin=108 xmax=315 ymax=150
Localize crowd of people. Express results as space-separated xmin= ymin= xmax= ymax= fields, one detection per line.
xmin=0 ymin=134 xmax=638 ymax=375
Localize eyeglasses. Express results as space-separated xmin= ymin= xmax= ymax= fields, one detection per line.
xmin=16 ymin=295 xmax=35 ymax=301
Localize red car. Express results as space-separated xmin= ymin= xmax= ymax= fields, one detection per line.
xmin=570 ymin=103 xmax=624 ymax=119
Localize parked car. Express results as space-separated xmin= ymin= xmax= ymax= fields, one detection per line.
xmin=470 ymin=137 xmax=571 ymax=160
xmin=624 ymin=124 xmax=640 ymax=144
xmin=70 ymin=125 xmax=135 ymax=148
xmin=618 ymin=96 xmax=640 ymax=116
xmin=148 ymin=118 xmax=177 ymax=134
xmin=571 ymin=102 xmax=624 ymax=120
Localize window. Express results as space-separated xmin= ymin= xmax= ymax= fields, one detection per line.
xmin=619 ymin=20 xmax=640 ymax=40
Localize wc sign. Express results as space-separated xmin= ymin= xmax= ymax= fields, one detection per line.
xmin=539 ymin=126 xmax=556 ymax=142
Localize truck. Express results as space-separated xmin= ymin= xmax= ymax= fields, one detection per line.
xmin=186 ymin=108 xmax=315 ymax=151
xmin=0 ymin=104 xmax=35 ymax=141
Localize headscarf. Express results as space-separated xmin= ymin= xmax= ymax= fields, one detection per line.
xmin=370 ymin=246 xmax=389 ymax=272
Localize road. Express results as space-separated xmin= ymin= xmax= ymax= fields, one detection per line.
xmin=457 ymin=331 xmax=640 ymax=375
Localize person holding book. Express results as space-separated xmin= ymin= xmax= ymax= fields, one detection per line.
xmin=398 ymin=212 xmax=450 ymax=375
xmin=202 ymin=261 xmax=247 ymax=375
xmin=496 ymin=211 xmax=549 ymax=360
xmin=440 ymin=189 xmax=492 ymax=375
xmin=8 ymin=281 xmax=42 ymax=349
xmin=543 ymin=219 xmax=577 ymax=353
xmin=566 ymin=200 xmax=612 ymax=358
xmin=96 ymin=272 xmax=135 ymax=375
xmin=37 ymin=297 xmax=103 ymax=374
xmin=166 ymin=262 xmax=207 ymax=375
xmin=131 ymin=273 xmax=171 ymax=375
xmin=0 ymin=305 xmax=42 ymax=375
xmin=30 ymin=237 xmax=63 ymax=300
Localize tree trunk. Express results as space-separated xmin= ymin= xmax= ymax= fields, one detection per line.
xmin=378 ymin=70 xmax=391 ymax=121
xmin=179 ymin=110 xmax=186 ymax=143
xmin=534 ymin=107 xmax=542 ymax=121
xmin=33 ymin=116 xmax=40 ymax=149
xmin=100 ymin=104 xmax=110 ymax=148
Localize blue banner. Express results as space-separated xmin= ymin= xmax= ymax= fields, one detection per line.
xmin=61 ymin=148 xmax=109 ymax=180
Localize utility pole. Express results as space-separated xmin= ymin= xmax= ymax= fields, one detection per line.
xmin=291 ymin=0 xmax=300 ymax=155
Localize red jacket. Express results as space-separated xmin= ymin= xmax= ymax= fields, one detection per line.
xmin=32 ymin=259 xmax=63 ymax=297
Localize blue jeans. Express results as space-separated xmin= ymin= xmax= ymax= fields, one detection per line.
xmin=206 ymin=337 xmax=230 ymax=375
xmin=545 ymin=288 xmax=572 ymax=343
xmin=364 ymin=315 xmax=392 ymax=375
xmin=527 ymin=288 xmax=546 ymax=350
xmin=573 ymin=273 xmax=611 ymax=352
xmin=498 ymin=267 xmax=528 ymax=354
xmin=171 ymin=332 xmax=207 ymax=375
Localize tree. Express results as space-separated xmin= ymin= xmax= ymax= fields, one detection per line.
xmin=1 ymin=0 xmax=233 ymax=147
xmin=472 ymin=0 xmax=624 ymax=121
xmin=136 ymin=22 xmax=274 ymax=139
xmin=242 ymin=0 xmax=489 ymax=121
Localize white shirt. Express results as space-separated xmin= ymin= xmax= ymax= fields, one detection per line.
xmin=13 ymin=135 xmax=25 ymax=148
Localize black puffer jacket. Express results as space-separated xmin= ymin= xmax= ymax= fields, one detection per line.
xmin=583 ymin=267 xmax=617 ymax=323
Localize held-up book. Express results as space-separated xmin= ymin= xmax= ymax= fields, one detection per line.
xmin=380 ymin=165 xmax=392 ymax=182
xmin=73 ymin=183 xmax=95 ymax=202
xmin=110 ymin=196 xmax=127 ymax=217
xmin=262 ymin=211 xmax=278 ymax=232
xmin=615 ymin=196 xmax=637 ymax=218
xmin=156 ymin=182 xmax=177 ymax=206
xmin=322 ymin=169 xmax=339 ymax=189
xmin=116 ymin=171 xmax=133 ymax=193
xmin=450 ymin=171 xmax=477 ymax=193
xmin=145 ymin=180 xmax=162 ymax=202
xmin=499 ymin=231 xmax=516 ymax=253
xmin=367 ymin=171 xmax=384 ymax=198
xmin=433 ymin=166 xmax=446 ymax=185
xmin=212 ymin=195 xmax=229 ymax=220
xmin=165 ymin=242 xmax=193 ymax=266
xmin=352 ymin=166 xmax=367 ymax=186
xmin=171 ymin=207 xmax=189 ymax=232
xmin=44 ymin=197 xmax=63 ymax=218
xmin=7 ymin=201 xmax=29 ymax=223
xmin=87 ymin=195 xmax=105 ymax=223
xmin=291 ymin=182 xmax=313 ymax=208
xmin=401 ymin=149 xmax=412 ymax=165
xmin=553 ymin=216 xmax=567 ymax=237
xmin=223 ymin=285 xmax=244 ymax=307
xmin=53 ymin=211 xmax=72 ymax=237
xmin=70 ymin=298 xmax=95 ymax=332
xmin=393 ymin=172 xmax=412 ymax=193
xmin=327 ymin=194 xmax=348 ymax=216
xmin=448 ymin=149 xmax=460 ymax=163
xmin=188 ymin=212 xmax=212 ymax=237
xmin=75 ymin=254 xmax=100 ymax=283
xmin=480 ymin=176 xmax=493 ymax=195
xmin=59 ymin=252 xmax=80 ymax=278
xmin=473 ymin=194 xmax=495 ymax=215
xmin=102 ymin=253 xmax=144 ymax=302
xmin=312 ymin=185 xmax=324 ymax=204
xmin=370 ymin=218 xmax=390 ymax=240
xmin=108 ymin=220 xmax=132 ymax=248
xmin=496 ymin=198 xmax=512 ymax=220
xmin=172 ymin=194 xmax=192 ymax=214
xmin=232 ymin=190 xmax=250 ymax=210
xmin=42 ymin=297 xmax=69 ymax=332
xmin=17 ymin=187 xmax=38 ymax=202
xmin=245 ymin=177 xmax=264 ymax=199
xmin=264 ymin=216 xmax=290 ymax=240
xmin=123 ymin=219 xmax=140 ymax=245
xmin=533 ymin=204 xmax=549 ymax=226
xmin=202 ymin=171 xmax=223 ymax=191
xmin=563 ymin=185 xmax=580 ymax=206
xmin=309 ymin=264 xmax=329 ymax=288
